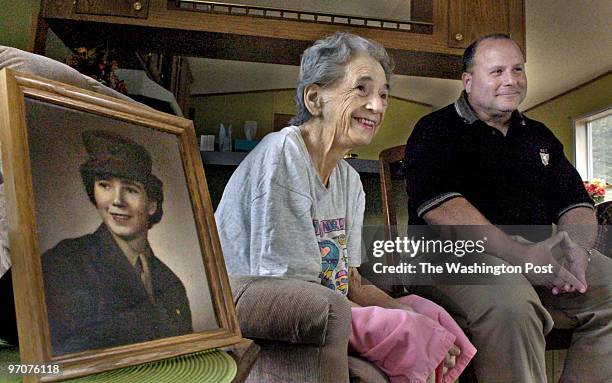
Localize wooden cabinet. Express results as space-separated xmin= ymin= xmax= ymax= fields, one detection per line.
xmin=137 ymin=52 xmax=193 ymax=113
xmin=39 ymin=0 xmax=524 ymax=79
xmin=168 ymin=56 xmax=193 ymax=114
xmin=75 ymin=0 xmax=150 ymax=19
xmin=448 ymin=0 xmax=524 ymax=50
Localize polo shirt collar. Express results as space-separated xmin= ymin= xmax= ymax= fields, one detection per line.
xmin=454 ymin=91 xmax=526 ymax=126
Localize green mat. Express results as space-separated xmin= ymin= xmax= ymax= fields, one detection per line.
xmin=0 ymin=345 xmax=236 ymax=383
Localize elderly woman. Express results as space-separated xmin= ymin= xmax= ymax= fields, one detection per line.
xmin=42 ymin=130 xmax=192 ymax=355
xmin=215 ymin=33 xmax=475 ymax=382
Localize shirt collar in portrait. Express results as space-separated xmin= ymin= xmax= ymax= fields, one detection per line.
xmin=111 ymin=233 xmax=152 ymax=269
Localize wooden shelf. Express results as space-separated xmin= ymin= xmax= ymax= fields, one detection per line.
xmin=345 ymin=158 xmax=380 ymax=174
xmin=201 ymin=151 xmax=379 ymax=174
xmin=201 ymin=151 xmax=248 ymax=166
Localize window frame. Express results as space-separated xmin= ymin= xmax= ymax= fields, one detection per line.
xmin=573 ymin=105 xmax=611 ymax=181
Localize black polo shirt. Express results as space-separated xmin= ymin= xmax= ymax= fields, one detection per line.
xmin=405 ymin=93 xmax=593 ymax=239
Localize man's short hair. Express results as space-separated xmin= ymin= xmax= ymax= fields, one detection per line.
xmin=291 ymin=32 xmax=394 ymax=126
xmin=462 ymin=33 xmax=521 ymax=73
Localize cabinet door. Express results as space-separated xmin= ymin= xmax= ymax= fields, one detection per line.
xmin=75 ymin=0 xmax=149 ymax=19
xmin=448 ymin=0 xmax=511 ymax=48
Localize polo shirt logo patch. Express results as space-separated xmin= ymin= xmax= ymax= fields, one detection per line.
xmin=540 ymin=149 xmax=550 ymax=166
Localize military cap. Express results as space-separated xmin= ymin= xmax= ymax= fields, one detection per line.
xmin=79 ymin=130 xmax=157 ymax=185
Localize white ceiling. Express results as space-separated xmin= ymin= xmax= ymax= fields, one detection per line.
xmin=188 ymin=0 xmax=612 ymax=110
xmin=521 ymin=0 xmax=611 ymax=109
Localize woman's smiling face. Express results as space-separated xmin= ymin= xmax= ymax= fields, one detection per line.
xmin=94 ymin=177 xmax=157 ymax=240
xmin=318 ymin=53 xmax=389 ymax=149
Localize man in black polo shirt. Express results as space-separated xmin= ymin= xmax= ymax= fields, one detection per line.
xmin=405 ymin=34 xmax=611 ymax=383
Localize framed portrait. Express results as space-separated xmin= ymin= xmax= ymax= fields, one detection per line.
xmin=0 ymin=69 xmax=243 ymax=381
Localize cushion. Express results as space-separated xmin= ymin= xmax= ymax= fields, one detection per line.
xmin=348 ymin=356 xmax=389 ymax=383
xmin=0 ymin=46 xmax=135 ymax=103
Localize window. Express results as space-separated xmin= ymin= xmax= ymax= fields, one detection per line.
xmin=575 ymin=107 xmax=612 ymax=181
xmin=589 ymin=113 xmax=612 ymax=181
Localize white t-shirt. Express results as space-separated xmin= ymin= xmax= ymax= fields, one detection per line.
xmin=215 ymin=126 xmax=365 ymax=295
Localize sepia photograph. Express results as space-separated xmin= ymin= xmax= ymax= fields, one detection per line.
xmin=26 ymin=97 xmax=221 ymax=354
xmin=1 ymin=1 xmax=610 ymax=382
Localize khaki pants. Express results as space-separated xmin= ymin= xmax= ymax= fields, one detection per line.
xmin=407 ymin=250 xmax=612 ymax=383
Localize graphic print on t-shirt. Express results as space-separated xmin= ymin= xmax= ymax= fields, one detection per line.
xmin=314 ymin=218 xmax=348 ymax=295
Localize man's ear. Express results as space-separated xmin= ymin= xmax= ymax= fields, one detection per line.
xmin=304 ymin=84 xmax=322 ymax=117
xmin=462 ymin=72 xmax=472 ymax=94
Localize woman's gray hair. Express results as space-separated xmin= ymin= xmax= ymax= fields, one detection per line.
xmin=291 ymin=32 xmax=394 ymax=126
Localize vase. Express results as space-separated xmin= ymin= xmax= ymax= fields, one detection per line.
xmin=244 ymin=121 xmax=258 ymax=141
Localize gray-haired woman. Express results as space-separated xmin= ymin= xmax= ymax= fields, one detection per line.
xmin=215 ymin=32 xmax=475 ymax=382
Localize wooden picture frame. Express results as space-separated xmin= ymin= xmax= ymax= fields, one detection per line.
xmin=0 ymin=69 xmax=243 ymax=382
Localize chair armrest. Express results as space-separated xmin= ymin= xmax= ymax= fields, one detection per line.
xmin=595 ymin=201 xmax=611 ymax=255
xmin=230 ymin=276 xmax=351 ymax=347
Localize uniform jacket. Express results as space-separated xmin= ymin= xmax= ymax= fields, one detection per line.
xmin=42 ymin=224 xmax=192 ymax=355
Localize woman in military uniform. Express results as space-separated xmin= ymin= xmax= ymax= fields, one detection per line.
xmin=42 ymin=130 xmax=192 ymax=355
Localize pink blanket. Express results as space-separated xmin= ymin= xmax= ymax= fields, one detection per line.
xmin=350 ymin=295 xmax=476 ymax=383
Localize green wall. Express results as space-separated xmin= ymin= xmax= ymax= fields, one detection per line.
xmin=354 ymin=97 xmax=432 ymax=159
xmin=190 ymin=90 xmax=296 ymax=140
xmin=190 ymin=90 xmax=431 ymax=160
xmin=525 ymin=72 xmax=612 ymax=162
xmin=0 ymin=1 xmax=40 ymax=51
